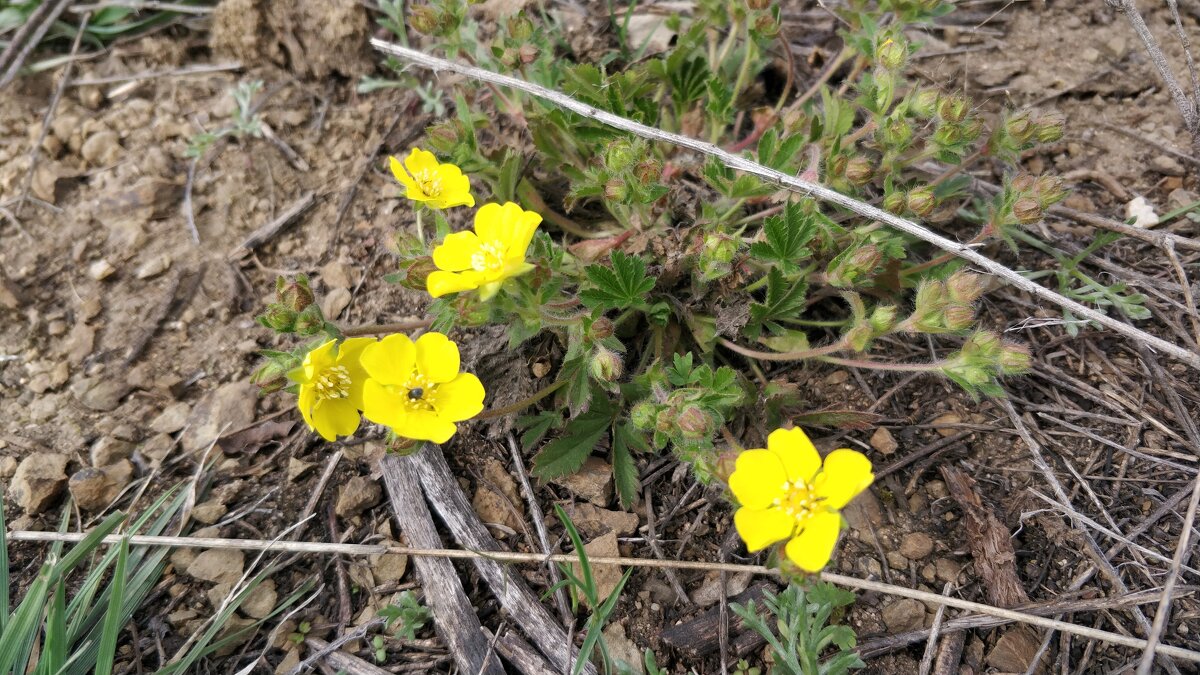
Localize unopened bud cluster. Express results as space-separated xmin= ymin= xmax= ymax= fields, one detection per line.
xmin=903 ymin=270 xmax=987 ymax=333
xmin=258 ymin=275 xmax=326 ymax=336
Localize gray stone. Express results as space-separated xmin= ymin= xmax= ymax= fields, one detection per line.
xmin=10 ymin=453 xmax=69 ymax=514
xmin=882 ymin=598 xmax=926 ymax=633
xmin=335 ymin=476 xmax=381 ymax=518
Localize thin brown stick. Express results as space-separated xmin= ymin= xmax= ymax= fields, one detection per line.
xmin=505 ymin=433 xmax=571 ymax=624
xmin=368 ymin=38 xmax=1200 ymax=371
xmin=10 ymin=529 xmax=1200 ymax=663
xmin=227 ymin=191 xmax=317 ymax=259
xmin=340 ymin=319 xmax=434 ymax=337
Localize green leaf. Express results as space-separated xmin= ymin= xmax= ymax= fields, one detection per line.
xmin=612 ymin=423 xmax=647 ymax=510
xmin=532 ymin=397 xmax=613 ymax=480
xmin=579 ymin=251 xmax=655 ymax=312
xmin=748 ymin=268 xmax=809 ymax=338
xmin=749 ymin=201 xmax=817 ymax=272
xmin=94 ymin=537 xmax=129 ymax=675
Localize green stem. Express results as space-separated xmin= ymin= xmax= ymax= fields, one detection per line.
xmin=719 ymin=337 xmax=847 ymax=361
xmin=415 ymin=208 xmax=425 ymax=247
xmin=476 ymin=378 xmax=569 ymax=420
xmin=816 ymin=355 xmax=945 ymax=373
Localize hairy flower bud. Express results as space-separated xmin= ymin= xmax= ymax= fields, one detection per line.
xmin=259 ymin=306 xmax=297 ymax=332
xmin=1033 ymin=174 xmax=1068 ymax=207
xmin=605 ymin=139 xmax=637 ymax=172
xmin=250 ymin=359 xmax=290 ymax=394
xmin=998 ymin=342 xmax=1032 ymax=374
xmin=883 ymin=191 xmax=906 ymax=214
xmin=942 ymin=303 xmax=975 ymax=331
xmin=881 ymin=116 xmax=913 ymax=146
xmin=277 ymin=277 xmax=315 ymax=313
xmin=1010 ymin=173 xmax=1036 ymax=193
xmin=869 ymin=304 xmax=898 ymax=332
xmin=875 ymin=38 xmax=906 ymax=70
xmin=906 ymin=187 xmax=936 ymax=217
xmin=752 ymin=13 xmax=779 ymax=37
xmin=631 ymin=401 xmax=658 ymax=430
xmin=506 ymin=14 xmax=534 ymax=41
xmin=293 ymin=305 xmax=325 ymax=336
xmin=409 ymin=5 xmax=453 ymax=36
xmin=590 ymin=347 xmax=623 ymax=383
xmin=1013 ymin=197 xmax=1042 ymax=224
xmin=845 ymin=157 xmax=874 ymax=186
xmin=604 ymin=177 xmax=630 ymax=201
xmin=746 ymin=0 xmax=770 ymax=10
xmin=633 ymin=158 xmax=662 ymax=184
xmin=676 ymin=406 xmax=712 ymax=439
xmin=912 ymin=88 xmax=940 ymax=118
xmin=1004 ymin=113 xmax=1035 ymax=144
xmin=518 ymin=44 xmax=539 ymax=64
xmin=938 ymin=94 xmax=968 ymax=123
xmin=828 ymin=154 xmax=848 ymax=178
xmin=946 ymin=271 xmax=986 ymax=304
xmin=589 ymin=316 xmax=614 ymax=340
xmin=1034 ymin=111 xmax=1065 ymax=143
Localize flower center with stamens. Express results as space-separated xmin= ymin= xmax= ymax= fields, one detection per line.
xmin=413 ymin=169 xmax=443 ymax=198
xmin=313 ymin=365 xmax=352 ymax=401
xmin=772 ymin=480 xmax=821 ymax=523
xmin=470 ymin=241 xmax=506 ymax=273
xmin=402 ymin=373 xmax=437 ymax=411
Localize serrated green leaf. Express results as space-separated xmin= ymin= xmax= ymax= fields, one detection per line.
xmin=749 ymin=201 xmax=817 ymax=272
xmin=748 ymin=268 xmax=809 ymax=338
xmin=579 ymin=251 xmax=655 ymax=311
xmin=612 ymin=424 xmax=647 ymax=510
xmin=532 ymin=399 xmax=613 ymax=480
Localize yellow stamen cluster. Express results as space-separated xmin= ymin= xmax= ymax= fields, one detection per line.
xmin=313 ymin=365 xmax=352 ymax=400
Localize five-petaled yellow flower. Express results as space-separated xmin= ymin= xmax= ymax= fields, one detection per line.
xmin=292 ymin=338 xmax=374 ymax=441
xmin=360 ymin=332 xmax=486 ymax=444
xmin=729 ymin=427 xmax=874 ymax=572
xmin=426 ymin=201 xmax=541 ymax=301
xmin=390 ymin=148 xmax=475 ymax=210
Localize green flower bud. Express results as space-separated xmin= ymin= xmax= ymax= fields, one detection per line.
xmin=386 ymin=435 xmax=422 ymax=456
xmin=942 ymin=303 xmax=975 ymax=331
xmin=506 ymin=14 xmax=534 ymax=41
xmin=605 ymin=139 xmax=638 ymax=172
xmin=752 ymin=13 xmax=779 ymax=38
xmin=875 ymin=38 xmax=906 ymax=70
xmin=425 ymin=120 xmax=464 ymax=154
xmin=409 ymin=5 xmax=453 ymax=36
xmin=277 ymin=277 xmax=315 ymax=312
xmin=846 ymin=324 xmax=874 ymax=352
xmin=604 ymin=177 xmax=630 ymax=201
xmin=883 ymin=191 xmax=906 ymax=214
xmin=845 ymin=157 xmax=874 ymax=186
xmin=655 ymin=408 xmax=677 ymax=433
xmin=998 ymin=342 xmax=1032 ymax=374
xmin=293 ymin=305 xmax=325 ymax=336
xmin=704 ymin=233 xmax=737 ymax=264
xmin=828 ymin=154 xmax=848 ymax=178
xmin=1013 ymin=197 xmax=1042 ymax=224
xmin=869 ymin=304 xmax=898 ymax=332
xmin=828 ymin=244 xmax=881 ymax=288
xmin=590 ymin=347 xmax=623 ymax=383
xmin=881 ymin=116 xmax=913 ymax=146
xmin=912 ymin=88 xmax=940 ymax=118
xmin=1034 ymin=111 xmax=1065 ymax=143
xmin=906 ymin=187 xmax=936 ymax=217
xmin=965 ymin=330 xmax=1001 ymax=355
xmin=946 ymin=271 xmax=986 ymax=304
xmin=677 ymin=406 xmax=712 ymax=439
xmin=589 ymin=316 xmax=614 ymax=340
xmin=1004 ymin=113 xmax=1035 ymax=144
xmin=1033 ymin=175 xmax=1068 ymax=207
xmin=745 ymin=0 xmax=770 ymax=10
xmin=1010 ymin=173 xmax=1036 ymax=193
xmin=250 ymin=359 xmax=290 ymax=394
xmin=938 ymin=94 xmax=968 ymax=123
xmin=631 ymin=401 xmax=659 ymax=430
xmin=961 ymin=117 xmax=985 ymax=142
xmin=259 ymin=306 xmax=297 ymax=332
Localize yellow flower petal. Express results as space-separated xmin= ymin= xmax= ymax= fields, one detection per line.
xmin=362 ymin=379 xmax=408 ymax=429
xmin=434 ymin=373 xmax=485 ymax=421
xmin=301 ymin=339 xmax=338 ymax=382
xmin=427 ymin=164 xmax=475 ymax=208
xmin=298 ymin=385 xmax=317 ymax=430
xmin=389 ymin=155 xmax=419 ymax=194
xmin=477 ymin=280 xmax=503 ymax=301
xmin=360 ymin=334 xmax=416 ymax=386
xmin=426 ymin=270 xmax=481 ymax=298
xmin=394 ymin=410 xmax=458 ymax=444
xmin=474 ymin=202 xmax=541 ymax=254
xmin=784 ymin=511 xmax=842 ymax=572
xmin=814 ymin=449 xmax=875 ymax=509
xmin=404 ymin=148 xmax=440 ymax=177
xmin=337 ymin=337 xmax=375 ymax=408
xmin=311 ymin=399 xmax=361 ymax=441
xmin=415 ymin=332 xmax=460 ymax=383
xmin=432 ymin=231 xmax=482 ymax=272
xmin=728 ymin=449 xmax=789 ymax=510
xmin=734 ymin=506 xmax=795 ymax=552
xmin=766 ymin=427 xmax=822 ymax=484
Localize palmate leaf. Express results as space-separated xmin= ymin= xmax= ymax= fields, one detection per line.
xmin=611 ymin=423 xmax=649 ymax=510
xmin=749 ymin=201 xmax=817 ymax=273
xmin=532 ymin=395 xmax=614 ymax=480
xmin=747 ymin=268 xmax=808 ymax=338
xmin=579 ymin=251 xmax=655 ymax=312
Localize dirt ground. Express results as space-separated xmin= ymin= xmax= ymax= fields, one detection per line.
xmin=2 ymin=0 xmax=1200 ymax=673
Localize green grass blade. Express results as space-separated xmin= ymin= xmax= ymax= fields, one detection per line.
xmin=93 ymin=537 xmax=128 ymax=675
xmin=0 ymin=563 xmax=52 ymax=675
xmin=555 ymin=505 xmax=597 ymax=603
xmin=44 ymin=581 xmax=68 ymax=673
xmin=1 ymin=497 xmax=9 ymax=631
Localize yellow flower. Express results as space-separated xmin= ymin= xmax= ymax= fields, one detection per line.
xmin=426 ymin=202 xmax=541 ymax=300
xmin=360 ymin=332 xmax=486 ymax=444
xmin=390 ymin=148 xmax=475 ymax=209
xmin=292 ymin=338 xmax=374 ymax=441
xmin=728 ymin=427 xmax=874 ymax=572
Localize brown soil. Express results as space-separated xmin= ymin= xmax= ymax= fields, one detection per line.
xmin=2 ymin=0 xmax=1199 ymax=674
